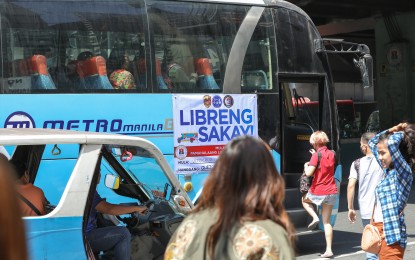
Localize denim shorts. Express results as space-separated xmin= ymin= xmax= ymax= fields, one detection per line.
xmin=306 ymin=192 xmax=337 ymax=206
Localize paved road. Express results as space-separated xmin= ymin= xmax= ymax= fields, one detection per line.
xmin=296 ymin=183 xmax=415 ymax=259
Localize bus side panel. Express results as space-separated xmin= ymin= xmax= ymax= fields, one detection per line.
xmin=0 ymin=94 xmax=174 ymax=154
xmin=317 ymin=164 xmax=342 ymax=229
xmin=330 ymin=164 xmax=342 ymax=226
xmin=24 ymin=217 xmax=85 ymax=259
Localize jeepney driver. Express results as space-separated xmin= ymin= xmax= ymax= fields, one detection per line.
xmin=85 ymin=172 xmax=147 ymax=260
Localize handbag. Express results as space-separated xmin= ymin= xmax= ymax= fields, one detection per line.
xmin=299 ymin=151 xmax=323 ymax=194
xmin=299 ymin=173 xmax=313 ymax=194
xmin=361 ymin=200 xmax=383 ymax=254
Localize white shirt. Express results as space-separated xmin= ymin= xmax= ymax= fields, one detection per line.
xmin=373 ymin=195 xmax=384 ymax=222
xmin=349 ymin=155 xmax=383 ymax=219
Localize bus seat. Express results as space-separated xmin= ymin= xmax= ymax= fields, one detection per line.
xmin=155 ymin=59 xmax=168 ymax=89
xmin=135 ymin=58 xmax=146 ymax=88
xmin=194 ymin=58 xmax=219 ymax=90
xmin=27 ymin=55 xmax=56 ymax=90
xmin=76 ymin=56 xmax=112 ymax=89
xmin=12 ymin=59 xmax=30 ymax=76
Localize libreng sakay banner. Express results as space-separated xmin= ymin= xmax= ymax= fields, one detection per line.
xmin=172 ymin=94 xmax=258 ymax=175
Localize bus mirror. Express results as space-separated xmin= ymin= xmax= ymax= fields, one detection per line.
xmin=353 ymin=54 xmax=373 ymax=88
xmin=104 ymin=174 xmax=120 ymax=190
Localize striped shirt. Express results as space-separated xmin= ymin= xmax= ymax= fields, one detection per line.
xmin=369 ymin=130 xmax=413 ymax=248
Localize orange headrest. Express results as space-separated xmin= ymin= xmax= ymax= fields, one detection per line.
xmin=195 ymin=58 xmax=213 ymax=76
xmin=28 ymin=55 xmax=48 ymax=75
xmin=77 ymin=56 xmax=107 ymax=78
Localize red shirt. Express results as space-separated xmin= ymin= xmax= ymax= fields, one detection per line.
xmin=309 ymin=146 xmax=337 ymax=195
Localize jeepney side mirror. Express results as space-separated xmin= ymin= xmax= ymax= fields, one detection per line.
xmin=164 ymin=183 xmax=172 ymax=201
xmin=104 ymin=174 xmax=120 ymax=190
xmin=353 ymin=54 xmax=373 ymax=88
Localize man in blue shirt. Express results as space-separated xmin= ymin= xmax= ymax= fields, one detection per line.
xmin=85 ymin=184 xmax=147 ymax=259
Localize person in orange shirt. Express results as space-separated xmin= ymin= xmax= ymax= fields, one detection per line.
xmin=10 ymin=159 xmax=47 ymax=216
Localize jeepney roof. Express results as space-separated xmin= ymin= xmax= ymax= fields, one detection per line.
xmin=0 ymin=128 xmax=193 ymax=207
xmin=0 ymin=128 xmax=157 ymax=148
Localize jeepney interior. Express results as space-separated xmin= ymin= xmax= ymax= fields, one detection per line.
xmin=6 ymin=142 xmax=188 ymax=259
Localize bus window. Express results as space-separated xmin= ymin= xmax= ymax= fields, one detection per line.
xmin=241 ymin=9 xmax=276 ymax=92
xmin=289 ymin=82 xmax=320 ymax=130
xmin=149 ymin=2 xmax=249 ymax=92
xmin=0 ymin=1 xmax=147 ymax=93
xmin=274 ymin=8 xmax=323 ymax=74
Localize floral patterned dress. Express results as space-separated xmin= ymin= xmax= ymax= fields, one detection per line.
xmin=165 ymin=208 xmax=294 ymax=260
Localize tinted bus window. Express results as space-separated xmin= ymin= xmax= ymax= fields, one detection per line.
xmin=274 ymin=8 xmax=322 ymax=74
xmin=0 ymin=1 xmax=147 ymax=93
xmin=282 ymin=81 xmax=320 ymax=173
xmin=149 ymin=1 xmax=248 ymax=93
xmin=241 ymin=9 xmax=277 ymax=92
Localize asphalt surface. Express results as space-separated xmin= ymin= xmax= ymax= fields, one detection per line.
xmin=296 ymin=183 xmax=415 ymax=259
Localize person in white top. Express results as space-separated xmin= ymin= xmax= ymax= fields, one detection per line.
xmin=347 ymin=132 xmax=383 ymax=260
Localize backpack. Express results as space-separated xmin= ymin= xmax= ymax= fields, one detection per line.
xmin=354 ymin=158 xmax=361 ymax=179
xmin=299 ymin=150 xmax=336 ymax=194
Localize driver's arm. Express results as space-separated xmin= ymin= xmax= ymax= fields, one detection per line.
xmin=95 ymin=200 xmax=147 ymax=216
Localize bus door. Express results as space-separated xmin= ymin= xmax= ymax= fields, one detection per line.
xmin=281 ymin=81 xmax=319 ymax=176
xmin=281 ymin=80 xmax=341 ymax=229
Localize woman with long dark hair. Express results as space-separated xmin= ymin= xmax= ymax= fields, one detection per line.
xmin=368 ymin=123 xmax=415 ymax=259
xmin=165 ymin=135 xmax=295 ymax=259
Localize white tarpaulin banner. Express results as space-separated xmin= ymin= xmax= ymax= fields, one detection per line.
xmin=173 ymin=94 xmax=258 ymax=175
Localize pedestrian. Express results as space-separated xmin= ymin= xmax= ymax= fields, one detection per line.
xmin=347 ymin=132 xmax=383 ymax=260
xmin=368 ymin=122 xmax=415 ymax=259
xmin=302 ymin=130 xmax=337 ymax=258
xmin=164 ymin=135 xmax=295 ymax=259
xmin=0 ymin=154 xmax=28 ymax=260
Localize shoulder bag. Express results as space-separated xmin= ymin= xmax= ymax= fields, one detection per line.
xmin=361 ymin=199 xmax=383 ymax=254
xmin=299 ymin=151 xmax=322 ymax=194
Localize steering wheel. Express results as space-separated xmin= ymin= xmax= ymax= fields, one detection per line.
xmin=145 ymin=199 xmax=155 ymax=210
xmin=111 ymin=212 xmax=139 ymax=228
xmin=114 ymin=200 xmax=155 ymax=227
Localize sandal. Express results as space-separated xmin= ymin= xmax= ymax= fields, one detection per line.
xmin=308 ymin=219 xmax=319 ymax=230
xmin=319 ymin=252 xmax=334 ymax=258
